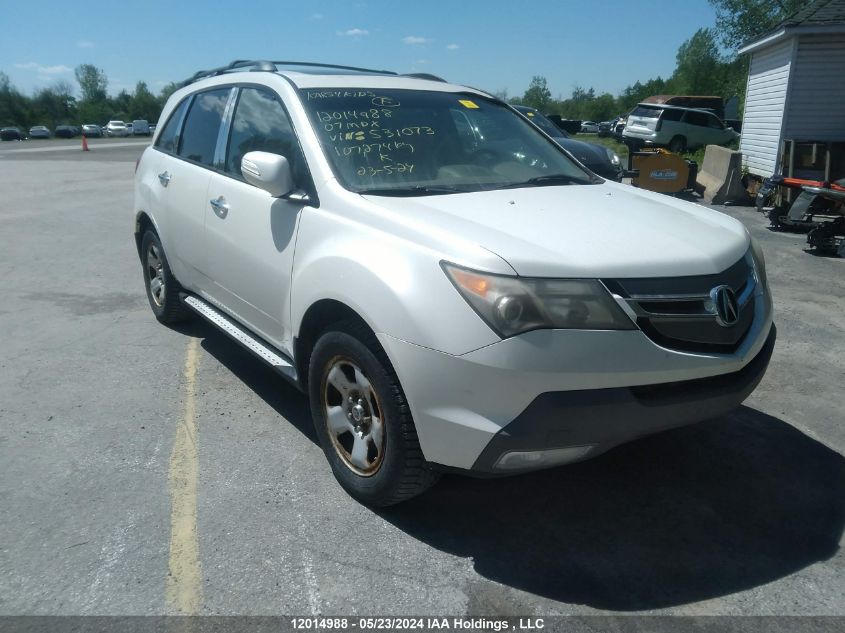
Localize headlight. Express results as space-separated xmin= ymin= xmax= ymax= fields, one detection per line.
xmin=749 ymin=238 xmax=768 ymax=288
xmin=605 ymin=148 xmax=621 ymax=166
xmin=443 ymin=263 xmax=636 ymax=337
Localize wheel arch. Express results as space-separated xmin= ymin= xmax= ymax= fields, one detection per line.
xmin=294 ymin=298 xmax=385 ymax=391
xmin=134 ymin=210 xmax=161 ymax=258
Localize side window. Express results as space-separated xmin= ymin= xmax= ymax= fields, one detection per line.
xmin=225 ymin=88 xmax=306 ymax=184
xmin=660 ymin=108 xmax=684 ymax=122
xmin=707 ymin=114 xmax=724 ymax=129
xmin=178 ymin=88 xmax=231 ymax=166
xmin=154 ymin=97 xmax=190 ymax=154
xmin=683 ymin=111 xmax=709 ymax=127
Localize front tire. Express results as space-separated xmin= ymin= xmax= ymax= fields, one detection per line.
xmin=308 ymin=320 xmax=440 ymax=506
xmin=140 ymin=229 xmax=192 ymax=324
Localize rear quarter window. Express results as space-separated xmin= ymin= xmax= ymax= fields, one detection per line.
xmin=155 ymin=98 xmax=190 ymax=154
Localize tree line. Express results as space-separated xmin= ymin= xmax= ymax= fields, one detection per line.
xmin=507 ymin=0 xmax=804 ymax=123
xmin=0 ymin=64 xmax=179 ymax=130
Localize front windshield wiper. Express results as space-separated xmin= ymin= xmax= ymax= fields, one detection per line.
xmin=490 ymin=173 xmax=597 ymax=190
xmin=356 ymin=185 xmax=470 ymax=197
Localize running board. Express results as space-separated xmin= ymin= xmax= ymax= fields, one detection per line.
xmin=182 ymin=294 xmax=298 ymax=382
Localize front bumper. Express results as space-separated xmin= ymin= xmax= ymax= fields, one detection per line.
xmin=377 ymin=289 xmax=773 ymax=472
xmin=472 ymin=325 xmax=775 ymax=473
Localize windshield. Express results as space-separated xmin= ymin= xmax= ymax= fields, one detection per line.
xmin=300 ymin=88 xmax=594 ymax=194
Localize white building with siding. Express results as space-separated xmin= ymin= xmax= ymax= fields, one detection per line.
xmin=739 ymin=0 xmax=845 ymax=178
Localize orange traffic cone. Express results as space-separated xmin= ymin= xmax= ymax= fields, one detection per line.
xmin=81 ymin=135 xmax=89 ymax=151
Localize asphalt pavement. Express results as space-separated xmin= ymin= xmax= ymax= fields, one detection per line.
xmin=0 ymin=143 xmax=843 ymax=620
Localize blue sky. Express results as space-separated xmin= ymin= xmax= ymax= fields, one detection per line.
xmin=1 ymin=0 xmax=718 ymax=99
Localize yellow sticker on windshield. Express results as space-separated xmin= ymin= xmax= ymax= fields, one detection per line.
xmin=459 ymin=99 xmax=479 ymax=109
xmin=526 ymin=112 xmax=535 ymax=116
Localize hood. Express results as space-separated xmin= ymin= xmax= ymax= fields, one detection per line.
xmin=362 ymin=182 xmax=749 ymax=278
xmin=554 ymin=136 xmax=613 ymax=166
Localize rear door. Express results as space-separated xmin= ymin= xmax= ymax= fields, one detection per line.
xmin=680 ymin=110 xmax=711 ymax=148
xmin=203 ymin=86 xmax=312 ymax=350
xmin=625 ymin=104 xmax=662 ymax=135
xmin=160 ymin=87 xmax=234 ymax=289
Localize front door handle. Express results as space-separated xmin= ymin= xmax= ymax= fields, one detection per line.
xmin=209 ymin=196 xmax=229 ymax=218
xmin=158 ymin=171 xmax=171 ymax=187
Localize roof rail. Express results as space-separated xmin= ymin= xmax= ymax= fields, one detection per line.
xmin=270 ymin=60 xmax=398 ymax=75
xmin=401 ymin=72 xmax=447 ymax=82
xmin=178 ymin=59 xmax=398 ymax=87
xmin=178 ymin=60 xmax=265 ymax=87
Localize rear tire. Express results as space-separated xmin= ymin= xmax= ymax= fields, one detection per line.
xmin=668 ymin=136 xmax=687 ymax=153
xmin=308 ymin=320 xmax=440 ymax=506
xmin=140 ymin=230 xmax=192 ymax=324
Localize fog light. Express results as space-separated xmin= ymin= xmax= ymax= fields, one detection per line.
xmin=494 ymin=445 xmax=594 ymax=471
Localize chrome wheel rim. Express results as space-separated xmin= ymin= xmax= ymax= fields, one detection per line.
xmin=321 ymin=356 xmax=385 ymax=476
xmin=146 ymin=243 xmax=165 ymax=307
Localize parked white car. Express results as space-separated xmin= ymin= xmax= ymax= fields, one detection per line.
xmin=623 ymin=103 xmax=740 ymax=153
xmin=106 ymin=121 xmax=129 ymax=137
xmin=580 ymin=121 xmax=599 ymax=133
xmin=134 ymin=61 xmax=775 ymax=506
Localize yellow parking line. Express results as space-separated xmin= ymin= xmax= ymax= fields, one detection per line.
xmin=166 ymin=337 xmax=203 ymax=614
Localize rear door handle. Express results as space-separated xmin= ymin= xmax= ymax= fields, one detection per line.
xmin=209 ymin=196 xmax=229 ymax=218
xmin=158 ymin=171 xmax=171 ymax=187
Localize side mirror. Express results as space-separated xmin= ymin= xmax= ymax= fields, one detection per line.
xmin=241 ymin=151 xmax=294 ymax=197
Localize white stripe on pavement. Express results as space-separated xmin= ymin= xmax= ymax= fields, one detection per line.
xmin=0 ymin=141 xmax=150 ymax=154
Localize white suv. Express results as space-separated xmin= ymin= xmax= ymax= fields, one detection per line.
xmin=623 ymin=103 xmax=740 ymax=153
xmin=134 ymin=61 xmax=775 ymax=506
xmin=106 ymin=121 xmax=129 ymax=137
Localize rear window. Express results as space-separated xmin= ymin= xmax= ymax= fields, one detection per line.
xmin=630 ymin=105 xmax=662 ymax=118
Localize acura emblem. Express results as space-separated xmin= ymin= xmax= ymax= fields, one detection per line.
xmin=710 ymin=285 xmax=739 ymax=327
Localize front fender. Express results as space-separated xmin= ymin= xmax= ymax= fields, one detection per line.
xmin=290 ymin=206 xmax=502 ymax=356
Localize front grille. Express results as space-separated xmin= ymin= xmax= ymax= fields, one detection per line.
xmin=603 ymin=255 xmax=757 ymax=353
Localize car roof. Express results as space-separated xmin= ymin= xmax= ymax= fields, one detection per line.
xmin=177 ymin=59 xmax=488 ymax=96
xmin=635 ymin=102 xmax=718 ymax=115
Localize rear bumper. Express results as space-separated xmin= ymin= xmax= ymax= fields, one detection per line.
xmin=470 ymin=324 xmax=776 ymax=474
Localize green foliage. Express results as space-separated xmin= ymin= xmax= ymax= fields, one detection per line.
xmin=129 ymin=82 xmax=160 ymax=121
xmin=0 ymin=72 xmax=33 ymax=127
xmin=522 ymin=76 xmax=552 ymax=111
xmin=709 ymin=0 xmax=806 ymax=50
xmin=75 ymin=64 xmax=108 ymax=103
xmin=0 ymin=65 xmax=178 ymax=128
xmin=30 ymin=81 xmax=78 ymax=127
xmin=672 ymin=28 xmax=721 ymax=94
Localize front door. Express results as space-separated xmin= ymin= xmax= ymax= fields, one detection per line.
xmin=202 ymin=87 xmax=310 ymax=352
